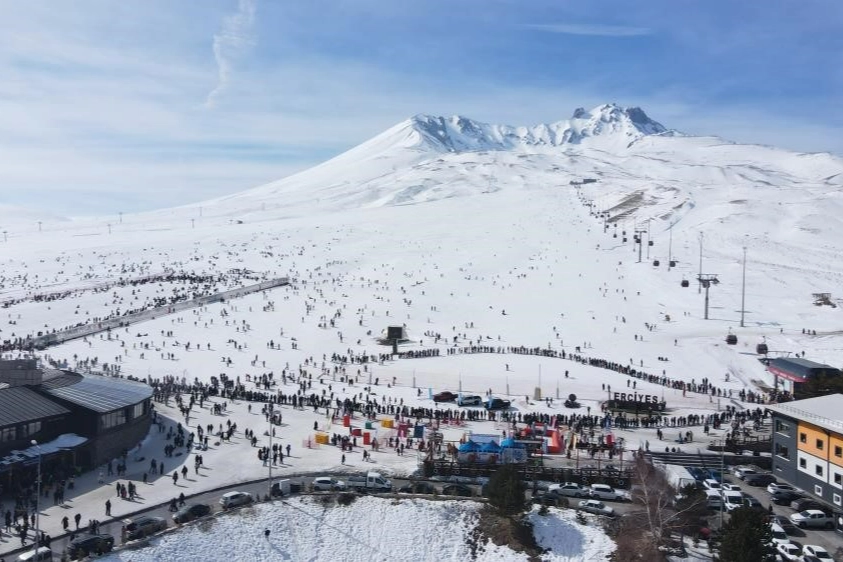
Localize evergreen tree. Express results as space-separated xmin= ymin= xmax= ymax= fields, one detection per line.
xmin=715 ymin=507 xmax=774 ymax=562
xmin=486 ymin=464 xmax=527 ymax=516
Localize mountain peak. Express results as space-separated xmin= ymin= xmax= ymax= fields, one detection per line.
xmin=403 ymin=104 xmax=669 ymax=153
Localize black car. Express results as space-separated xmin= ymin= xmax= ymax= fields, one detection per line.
xmin=791 ymin=497 xmax=825 ymax=512
xmin=442 ymin=483 xmax=473 ymax=497
xmin=67 ymin=533 xmax=114 ymax=559
xmin=125 ymin=515 xmax=167 ymax=540
xmin=767 ymin=514 xmax=798 ymax=535
xmin=770 ymin=490 xmax=803 ymax=505
xmin=743 ymin=473 xmax=776 ymax=487
xmin=485 ymin=398 xmax=511 ymax=411
xmin=173 ymin=503 xmax=211 ymax=524
xmin=532 ymin=489 xmax=570 ymax=507
xmin=398 ymin=482 xmax=436 ymax=495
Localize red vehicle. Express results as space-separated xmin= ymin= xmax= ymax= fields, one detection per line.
xmin=433 ymin=391 xmax=457 ymax=402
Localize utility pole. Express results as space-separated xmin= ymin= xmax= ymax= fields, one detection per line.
xmin=634 ymin=229 xmax=647 ymax=263
xmin=668 ymin=221 xmax=674 ymax=269
xmin=697 ymin=274 xmax=720 ymax=319
xmin=740 ymin=246 xmax=747 ymax=328
xmin=698 ymin=232 xmax=704 ymax=293
xmin=646 ymin=220 xmax=652 ymax=259
xmin=37 ymin=221 xmax=42 ymax=232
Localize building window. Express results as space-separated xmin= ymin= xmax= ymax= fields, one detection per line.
xmin=0 ymin=427 xmax=15 ymax=442
xmin=22 ymin=421 xmax=41 ymax=438
xmin=816 ymin=465 xmax=824 ymax=477
xmin=100 ymin=409 xmax=127 ymax=430
xmin=817 ymin=439 xmax=825 ymax=450
xmin=800 ymin=432 xmax=807 ymax=444
xmin=775 ymin=444 xmax=790 ymax=460
xmin=836 ymin=445 xmax=843 ymax=458
xmin=815 ymin=485 xmax=823 ymax=496
xmin=800 ymin=458 xmax=807 ymax=469
xmin=835 ymin=473 xmax=842 ymax=486
xmin=835 ymin=493 xmax=841 ymax=506
xmin=131 ymin=401 xmax=146 ymax=419
xmin=775 ymin=420 xmax=791 ymax=435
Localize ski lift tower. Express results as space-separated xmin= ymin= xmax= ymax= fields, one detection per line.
xmin=697 ymin=274 xmax=720 ymax=320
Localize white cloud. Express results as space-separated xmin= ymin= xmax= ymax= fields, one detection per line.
xmin=525 ymin=23 xmax=651 ymax=37
xmin=206 ymin=0 xmax=257 ymax=108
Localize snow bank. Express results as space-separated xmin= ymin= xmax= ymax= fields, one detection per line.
xmin=100 ymin=497 xmax=614 ymax=562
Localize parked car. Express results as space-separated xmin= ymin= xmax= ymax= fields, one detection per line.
xmin=776 ymin=542 xmax=801 ymax=561
xmin=67 ymin=534 xmax=114 ymax=559
xmin=722 ymin=492 xmax=744 ymax=512
xmin=433 ymin=391 xmax=457 ymax=403
xmin=442 ymin=483 xmax=473 ymax=497
xmin=733 ymin=465 xmax=759 ymax=480
xmin=705 ymin=469 xmax=723 ymax=483
xmin=219 ymin=491 xmax=253 ymax=509
xmin=791 ymin=498 xmax=826 ymax=512
xmin=721 ymin=482 xmax=742 ymax=492
xmin=767 ymin=482 xmax=797 ymax=495
xmin=312 ymin=476 xmax=346 ymax=491
xmin=173 ymin=503 xmax=211 ymax=524
xmin=769 ymin=523 xmax=791 ymax=546
xmin=457 ymin=395 xmax=483 ymax=407
xmin=485 ymin=398 xmax=511 ymax=410
xmin=687 ymin=467 xmax=706 ymax=482
xmin=533 ymin=489 xmax=569 ymax=506
xmin=801 ymin=545 xmax=833 ymax=560
xmin=16 ymin=547 xmax=52 ymax=562
xmin=701 ymin=479 xmax=721 ymax=491
xmin=577 ymin=499 xmax=615 ymax=517
xmin=767 ymin=514 xmax=798 ymax=535
xmin=548 ymin=482 xmax=590 ymax=498
xmin=398 ymin=482 xmax=436 ymax=495
xmin=125 ymin=515 xmax=167 ymax=540
xmin=790 ymin=509 xmax=834 ymax=529
xmin=741 ymin=495 xmax=764 ymax=511
xmin=770 ymin=489 xmax=804 ymax=505
xmin=588 ymin=483 xmax=630 ymax=502
xmin=743 ymin=473 xmax=776 ymax=487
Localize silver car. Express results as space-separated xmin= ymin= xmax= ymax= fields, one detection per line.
xmin=577 ymin=499 xmax=615 ymax=517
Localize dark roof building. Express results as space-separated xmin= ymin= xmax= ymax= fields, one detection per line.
xmin=767 ymin=357 xmax=842 ymax=397
xmin=0 ymin=359 xmax=154 ymax=477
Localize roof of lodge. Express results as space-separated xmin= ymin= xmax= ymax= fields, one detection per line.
xmin=767 ymin=394 xmax=843 ymax=434
xmin=769 ymin=357 xmax=840 ymax=375
xmin=0 ymin=386 xmax=71 ymax=427
xmin=41 ymin=373 xmax=153 ymax=413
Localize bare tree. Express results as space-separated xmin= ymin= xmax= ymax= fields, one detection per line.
xmin=623 ymin=455 xmax=708 ymax=556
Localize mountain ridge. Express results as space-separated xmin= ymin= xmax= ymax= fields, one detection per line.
xmin=403 ymin=103 xmax=672 ymax=153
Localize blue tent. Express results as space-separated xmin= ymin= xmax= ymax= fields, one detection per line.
xmin=500 ymin=437 xmax=525 ymax=449
xmin=480 ymin=441 xmax=501 ymax=453
xmin=458 ymin=441 xmax=480 ymax=453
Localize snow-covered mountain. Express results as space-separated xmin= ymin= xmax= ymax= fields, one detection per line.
xmin=406 ymin=104 xmax=670 ymax=153
xmin=164 ymin=103 xmax=843 ymax=237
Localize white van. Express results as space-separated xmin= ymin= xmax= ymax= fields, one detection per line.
xmin=705 ymin=489 xmax=722 ymax=509
xmin=17 ymin=547 xmax=53 ymax=562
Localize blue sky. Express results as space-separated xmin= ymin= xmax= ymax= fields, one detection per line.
xmin=1 ymin=0 xmax=842 ymax=216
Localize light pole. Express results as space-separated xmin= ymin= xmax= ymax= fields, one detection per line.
xmin=267 ymin=403 xmax=273 ymax=499
xmin=698 ymin=232 xmax=704 ymax=293
xmin=740 ymin=245 xmax=747 ymax=328
xmin=31 ymin=440 xmax=42 ymax=553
